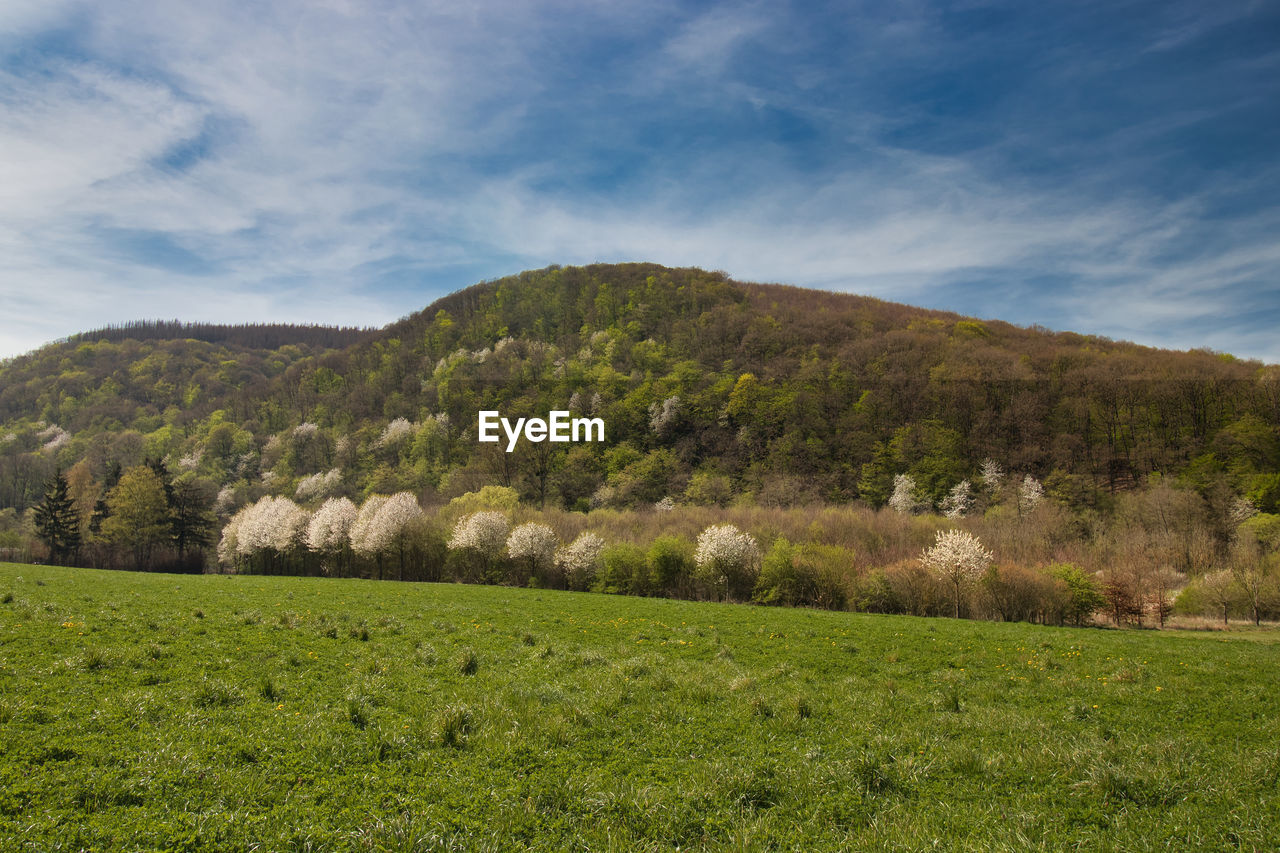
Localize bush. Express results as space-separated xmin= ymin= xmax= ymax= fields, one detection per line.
xmin=596 ymin=543 xmax=648 ymax=595
xmin=1047 ymin=563 xmax=1106 ymax=626
xmin=646 ymin=535 xmax=694 ymax=597
xmin=754 ymin=538 xmax=802 ymax=606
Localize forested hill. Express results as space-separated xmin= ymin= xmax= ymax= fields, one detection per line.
xmin=2 ymin=262 xmax=1278 ymax=523
xmin=67 ymin=320 xmax=374 ymax=351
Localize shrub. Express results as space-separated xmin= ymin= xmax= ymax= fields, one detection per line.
xmin=646 ymin=535 xmax=694 ymax=597
xmin=1047 ymin=563 xmax=1106 ymax=626
xmin=596 ymin=543 xmax=647 ymax=595
xmin=694 ymin=524 xmax=761 ymax=601
xmin=753 ymin=538 xmax=802 ymax=606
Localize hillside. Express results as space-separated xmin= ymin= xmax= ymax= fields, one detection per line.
xmin=2 ymin=263 xmax=1278 ymax=518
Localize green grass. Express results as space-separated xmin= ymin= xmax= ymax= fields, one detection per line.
xmin=1 ymin=561 xmax=1277 ymax=851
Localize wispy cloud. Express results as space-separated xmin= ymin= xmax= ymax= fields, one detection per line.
xmin=0 ymin=0 xmax=1278 ymax=362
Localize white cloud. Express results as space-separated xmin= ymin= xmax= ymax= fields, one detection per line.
xmin=0 ymin=0 xmax=1276 ymax=365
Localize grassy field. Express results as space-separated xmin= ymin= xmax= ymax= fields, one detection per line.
xmin=1 ymin=562 xmax=1277 ymax=851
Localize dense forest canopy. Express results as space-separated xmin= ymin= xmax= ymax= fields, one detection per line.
xmin=2 ymin=263 xmax=1277 ymax=517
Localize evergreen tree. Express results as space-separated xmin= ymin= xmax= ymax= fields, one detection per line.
xmin=169 ymin=478 xmax=217 ymax=564
xmin=33 ymin=469 xmax=81 ymax=565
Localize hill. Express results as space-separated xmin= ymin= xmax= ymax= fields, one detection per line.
xmin=1 ymin=561 xmax=1276 ymax=849
xmin=2 ymin=263 xmax=1278 ymax=585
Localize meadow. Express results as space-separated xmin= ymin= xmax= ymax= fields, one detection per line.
xmin=1 ymin=561 xmax=1277 ymax=851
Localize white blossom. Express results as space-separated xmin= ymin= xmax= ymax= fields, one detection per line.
xmin=378 ymin=418 xmax=416 ymax=448
xmin=506 ymin=522 xmax=559 ymax=571
xmin=348 ymin=495 xmax=388 ymax=553
xmin=654 ymin=496 xmax=676 ymax=513
xmin=695 ymin=525 xmax=760 ymax=574
xmin=351 ymin=492 xmax=423 ymax=555
xmin=568 ymin=391 xmax=584 ymax=411
xmin=590 ymin=485 xmax=615 ymax=509
xmin=979 ymin=458 xmax=1004 ymax=491
xmin=36 ymin=424 xmax=69 ymax=451
xmin=920 ymin=529 xmax=993 ymax=588
xmin=234 ymin=496 xmax=310 ymax=555
xmin=178 ymin=450 xmax=202 ymax=471
xmin=1230 ymin=497 xmax=1258 ymax=526
xmin=941 ymin=480 xmax=973 ymax=519
xmin=305 ymin=497 xmax=358 ymax=553
xmin=214 ymin=486 xmax=237 ymax=514
xmin=888 ymin=474 xmax=922 ymax=514
xmin=2 ymin=432 xmax=16 ymax=444
xmin=292 ymin=422 xmax=319 ymax=439
xmin=556 ymin=532 xmax=605 ymax=589
xmin=447 ymin=511 xmax=510 ymax=559
xmin=649 ymin=396 xmax=680 ymax=435
xmin=295 ymin=468 xmax=343 ymax=501
xmin=694 ymin=524 xmax=760 ymax=597
xmin=590 ymin=392 xmax=603 ymax=415
xmin=1018 ymin=475 xmax=1045 ymax=514
xmin=217 ymin=506 xmax=247 ymax=564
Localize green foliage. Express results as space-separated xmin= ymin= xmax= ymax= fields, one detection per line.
xmin=596 ymin=543 xmax=648 ymax=595
xmin=99 ymin=467 xmax=171 ymax=569
xmin=1047 ymin=564 xmax=1107 ymax=627
xmin=753 ymin=538 xmax=801 ymax=606
xmin=446 ymin=486 xmax=520 ymax=516
xmin=646 ymin=535 xmax=693 ymax=596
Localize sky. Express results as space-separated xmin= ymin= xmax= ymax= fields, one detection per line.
xmin=2 ymin=0 xmax=1279 ymax=362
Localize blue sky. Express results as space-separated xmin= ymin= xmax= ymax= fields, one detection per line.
xmin=2 ymin=0 xmax=1278 ymax=361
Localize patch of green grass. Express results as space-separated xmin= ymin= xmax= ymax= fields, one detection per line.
xmin=0 ymin=560 xmax=1278 ymax=850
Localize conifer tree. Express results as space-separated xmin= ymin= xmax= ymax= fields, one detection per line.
xmin=33 ymin=469 xmax=81 ymax=565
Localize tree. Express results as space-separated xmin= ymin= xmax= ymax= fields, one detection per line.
xmin=556 ymin=532 xmax=605 ymax=591
xmin=888 ymin=474 xmax=923 ymax=515
xmin=355 ymin=492 xmax=424 ymax=580
xmin=169 ymin=478 xmax=217 ymax=566
xmin=1047 ymin=563 xmax=1105 ymax=626
xmin=100 ymin=466 xmax=171 ymax=569
xmin=920 ymin=529 xmax=993 ymax=618
xmin=230 ymin=495 xmax=310 ymax=573
xmin=447 ymin=511 xmax=510 ymax=582
xmin=305 ymin=497 xmax=358 ymax=576
xmin=1017 ymin=475 xmax=1045 ymax=516
xmin=941 ymin=480 xmax=973 ymax=519
xmin=694 ymin=524 xmax=761 ymax=601
xmin=33 ymin=469 xmax=80 ymax=565
xmin=646 ymin=535 xmax=693 ymax=597
xmin=506 ymin=522 xmax=558 ymax=586
xmin=1199 ymin=569 xmax=1237 ymax=625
